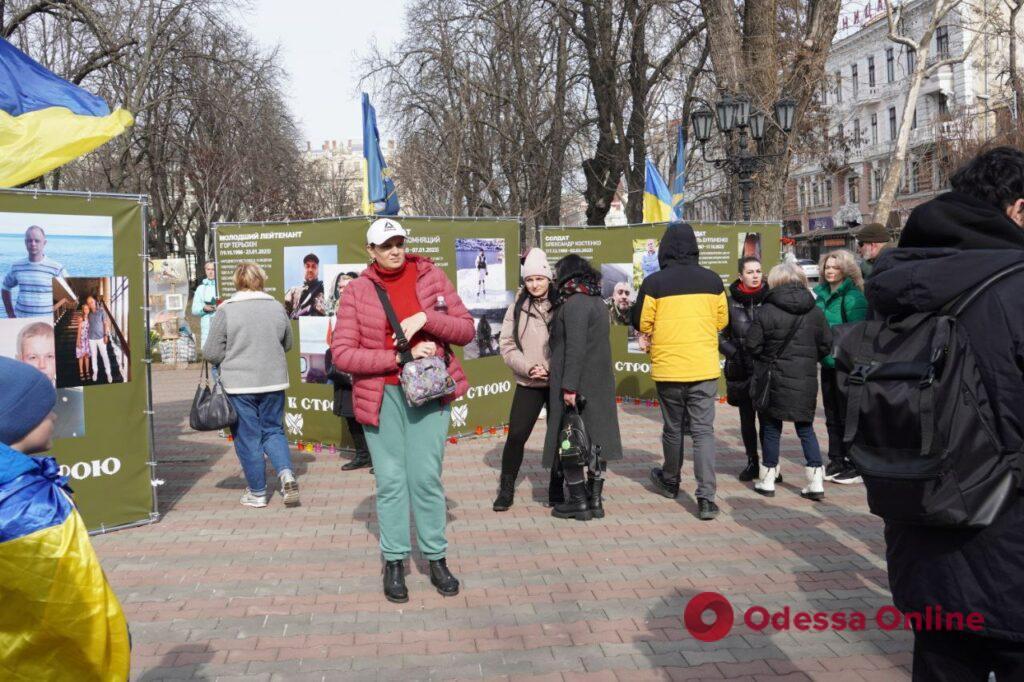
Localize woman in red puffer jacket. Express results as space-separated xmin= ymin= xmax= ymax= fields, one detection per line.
xmin=331 ymin=218 xmax=474 ymax=605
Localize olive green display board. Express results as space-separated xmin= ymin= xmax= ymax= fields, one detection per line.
xmin=0 ymin=189 xmax=156 ymax=532
xmin=540 ymin=221 xmax=782 ymax=399
xmin=213 ymin=217 xmax=521 ymax=446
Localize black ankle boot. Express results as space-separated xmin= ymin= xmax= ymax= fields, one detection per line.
xmin=552 ymin=481 xmax=592 ymax=521
xmin=493 ymin=473 xmax=516 ymax=512
xmin=429 ymin=558 xmax=460 ymax=596
xmin=587 ymin=476 xmax=605 ymax=519
xmin=342 ymin=451 xmax=372 ymax=471
xmin=546 ymin=466 xmax=565 ymax=507
xmin=738 ymin=455 xmax=759 ymax=482
xmin=383 ymin=560 xmax=408 ymax=603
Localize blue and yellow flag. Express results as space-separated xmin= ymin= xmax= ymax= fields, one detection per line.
xmin=361 ymin=93 xmax=399 ymax=216
xmin=0 ymin=446 xmax=130 ymax=681
xmin=0 ymin=37 xmax=133 ymax=188
xmin=642 ymin=158 xmax=673 ymax=223
xmin=670 ymin=125 xmax=686 ymax=221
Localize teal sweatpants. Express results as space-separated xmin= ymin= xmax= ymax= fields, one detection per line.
xmin=364 ymin=385 xmax=451 ymax=561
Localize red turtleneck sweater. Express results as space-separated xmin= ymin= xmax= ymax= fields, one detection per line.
xmin=374 ymin=261 xmax=423 ymax=384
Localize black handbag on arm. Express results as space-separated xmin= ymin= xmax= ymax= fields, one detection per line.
xmin=189 ymin=361 xmax=237 ymax=431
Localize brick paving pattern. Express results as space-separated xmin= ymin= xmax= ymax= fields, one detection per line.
xmin=94 ymin=365 xmax=913 ymax=681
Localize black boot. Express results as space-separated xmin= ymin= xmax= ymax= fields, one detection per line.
xmin=492 ymin=473 xmax=516 ymax=512
xmin=383 ymin=560 xmax=408 ymax=603
xmin=587 ymin=475 xmax=605 ymax=519
xmin=342 ymin=451 xmax=372 ymax=471
xmin=552 ymin=481 xmax=592 ymax=521
xmin=429 ymin=558 xmax=460 ymax=596
xmin=545 ymin=465 xmax=565 ymax=508
xmin=738 ymin=454 xmax=759 ymax=482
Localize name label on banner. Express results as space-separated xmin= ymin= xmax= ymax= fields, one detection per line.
xmin=60 ymin=457 xmax=122 ymax=481
xmin=615 ymin=361 xmax=651 ymax=373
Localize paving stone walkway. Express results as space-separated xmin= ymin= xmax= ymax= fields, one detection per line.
xmin=94 ymin=365 xmax=913 ymax=681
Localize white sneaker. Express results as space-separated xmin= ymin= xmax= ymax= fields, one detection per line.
xmin=800 ymin=466 xmax=825 ymax=501
xmin=280 ymin=471 xmax=300 ymax=507
xmin=754 ymin=464 xmax=778 ymax=497
xmin=240 ymin=489 xmax=267 ymax=508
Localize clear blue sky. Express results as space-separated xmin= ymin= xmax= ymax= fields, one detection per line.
xmin=239 ymin=0 xmax=408 ymax=147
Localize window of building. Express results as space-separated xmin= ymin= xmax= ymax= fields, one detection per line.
xmin=872 ymin=167 xmax=883 ymax=200
xmin=871 ymin=113 xmax=878 ymax=144
xmin=936 ymin=26 xmax=949 ymax=58
xmin=889 ymin=107 xmax=898 ymax=139
xmin=906 ymin=47 xmax=916 ymax=74
xmin=853 ymin=118 xmax=862 ymax=146
xmin=868 ymin=56 xmax=876 ymax=87
xmin=812 ymin=177 xmax=820 ymax=206
xmin=825 ymin=178 xmax=833 ymax=206
xmin=798 ymin=180 xmax=807 ymax=209
xmin=912 ymin=107 xmax=918 ymax=129
xmin=851 ymin=63 xmax=859 ymax=97
xmin=886 ymin=48 xmax=895 ymax=82
xmin=838 ymin=123 xmax=845 ymax=141
xmin=848 ymin=176 xmax=860 ymax=203
xmin=910 ymin=160 xmax=921 ymax=193
xmin=835 ymin=71 xmax=843 ymax=103
xmin=937 ymin=93 xmax=949 ymax=117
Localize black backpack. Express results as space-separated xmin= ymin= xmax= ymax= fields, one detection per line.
xmin=835 ymin=262 xmax=1024 ymax=528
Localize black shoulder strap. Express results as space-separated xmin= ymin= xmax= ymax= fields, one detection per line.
xmin=773 ymin=314 xmax=802 ymax=362
xmin=945 ymin=262 xmax=1024 ymax=317
xmin=373 ymin=283 xmax=413 ymax=364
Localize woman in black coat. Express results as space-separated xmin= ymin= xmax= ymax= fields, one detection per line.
xmin=719 ymin=256 xmax=770 ymax=482
xmin=543 ymin=254 xmax=623 ymax=521
xmin=744 ymin=263 xmax=832 ymax=500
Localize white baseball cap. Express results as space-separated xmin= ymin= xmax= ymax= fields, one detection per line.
xmin=366 ymin=218 xmax=408 ymax=245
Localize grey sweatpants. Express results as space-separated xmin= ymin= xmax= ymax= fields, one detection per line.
xmin=656 ymin=379 xmax=718 ymax=501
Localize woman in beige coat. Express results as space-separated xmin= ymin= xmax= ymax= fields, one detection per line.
xmin=493 ymin=248 xmax=556 ymax=511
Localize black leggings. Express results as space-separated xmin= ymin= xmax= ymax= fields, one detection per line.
xmin=500 ymin=384 xmax=550 ymax=478
xmin=737 ymin=398 xmax=761 ymax=459
xmin=820 ymin=367 xmax=846 ymax=464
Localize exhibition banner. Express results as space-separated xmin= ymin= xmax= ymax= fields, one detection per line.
xmin=213 ymin=217 xmax=521 ymax=446
xmin=541 ymin=221 xmax=782 ymax=398
xmin=0 ymin=189 xmax=156 ymax=532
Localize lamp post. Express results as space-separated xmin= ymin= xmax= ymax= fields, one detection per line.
xmin=690 ymin=94 xmax=797 ymax=222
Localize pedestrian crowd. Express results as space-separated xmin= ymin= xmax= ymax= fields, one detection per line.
xmin=3 ymin=147 xmax=1024 ymax=681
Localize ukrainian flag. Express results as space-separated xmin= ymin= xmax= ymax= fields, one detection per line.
xmin=0 ymin=37 xmax=133 ymax=188
xmin=0 ymin=446 xmax=130 ymax=681
xmin=642 ymin=157 xmax=673 ymax=223
xmin=670 ymin=125 xmax=686 ymax=221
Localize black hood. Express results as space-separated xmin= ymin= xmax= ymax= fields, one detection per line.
xmin=658 ymin=223 xmax=699 ymax=268
xmin=728 ymin=279 xmax=770 ymax=306
xmin=900 ymin=191 xmax=1024 ymax=250
xmin=867 ymin=248 xmax=1024 ymax=316
xmin=764 ymin=282 xmax=816 ymax=315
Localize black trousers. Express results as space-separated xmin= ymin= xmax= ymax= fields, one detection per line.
xmin=913 ymin=630 xmax=1024 ymax=681
xmin=820 ymin=367 xmax=847 ymax=465
xmin=500 ymin=384 xmax=550 ymax=478
xmin=345 ymin=415 xmax=370 ymax=458
xmin=737 ymin=398 xmax=761 ymax=460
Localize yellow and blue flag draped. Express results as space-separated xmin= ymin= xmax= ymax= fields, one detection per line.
xmin=361 ymin=93 xmax=399 ymax=216
xmin=0 ymin=37 xmax=133 ymax=188
xmin=642 ymin=158 xmax=673 ymax=223
xmin=0 ymin=447 xmax=130 ymax=681
xmin=670 ymin=125 xmax=686 ymax=221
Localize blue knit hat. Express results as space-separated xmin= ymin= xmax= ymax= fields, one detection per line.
xmin=0 ymin=357 xmax=56 ymax=445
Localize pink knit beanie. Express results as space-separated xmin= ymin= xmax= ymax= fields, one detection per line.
xmin=521 ymin=248 xmax=553 ymax=280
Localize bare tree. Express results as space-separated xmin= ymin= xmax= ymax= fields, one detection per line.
xmin=872 ymin=0 xmax=987 ymax=223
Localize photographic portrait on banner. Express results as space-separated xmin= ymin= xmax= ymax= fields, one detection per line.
xmin=282 ymin=244 xmax=337 ymax=319
xmin=455 ymin=238 xmax=512 ymax=361
xmin=0 ymin=211 xmax=113 ymax=320
xmin=601 ymin=262 xmax=641 ymax=353
xmin=52 ymin=277 xmax=130 ymax=388
xmin=632 ymin=238 xmax=661 ymax=291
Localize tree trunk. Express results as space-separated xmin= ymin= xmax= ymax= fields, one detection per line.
xmin=872 ymin=54 xmax=929 ymax=223
xmin=1009 ymin=1 xmax=1024 ymax=120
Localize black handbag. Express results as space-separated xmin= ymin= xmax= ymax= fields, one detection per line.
xmin=189 ymin=362 xmax=238 ymax=431
xmin=750 ymin=316 xmax=802 ymax=412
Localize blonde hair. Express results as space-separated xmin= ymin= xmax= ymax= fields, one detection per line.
xmin=818 ymin=249 xmax=864 ymax=290
xmin=16 ymin=321 xmax=54 ymax=359
xmin=767 ymin=263 xmax=809 ymax=289
xmin=233 ymin=262 xmax=266 ymax=292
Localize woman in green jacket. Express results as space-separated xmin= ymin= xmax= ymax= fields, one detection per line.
xmin=813 ymin=249 xmax=867 ymax=485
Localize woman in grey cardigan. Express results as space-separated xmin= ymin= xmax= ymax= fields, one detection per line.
xmin=543 ymin=254 xmax=623 ymax=520
xmin=202 ymin=262 xmax=298 ymax=508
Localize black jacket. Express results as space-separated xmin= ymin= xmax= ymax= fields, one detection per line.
xmin=719 ymin=280 xmax=770 ymax=405
xmin=325 ymin=349 xmax=354 ymax=418
xmin=744 ymin=283 xmax=831 ymax=423
xmin=866 ymin=190 xmax=1024 ymax=641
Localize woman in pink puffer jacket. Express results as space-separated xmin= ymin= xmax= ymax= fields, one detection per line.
xmin=331 ymin=218 xmax=473 ymax=605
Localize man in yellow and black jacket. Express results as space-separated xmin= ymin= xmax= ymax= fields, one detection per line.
xmin=631 ymin=222 xmax=729 ymax=520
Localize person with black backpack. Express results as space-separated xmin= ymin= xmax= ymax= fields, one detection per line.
xmin=745 ymin=263 xmax=832 ymax=500
xmin=850 ymin=147 xmax=1024 ymax=679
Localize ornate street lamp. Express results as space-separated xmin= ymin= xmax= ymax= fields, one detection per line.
xmin=690 ymin=92 xmax=798 ymax=221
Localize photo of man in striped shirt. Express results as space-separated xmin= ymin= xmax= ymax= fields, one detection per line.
xmin=2 ymin=226 xmax=68 ymax=318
